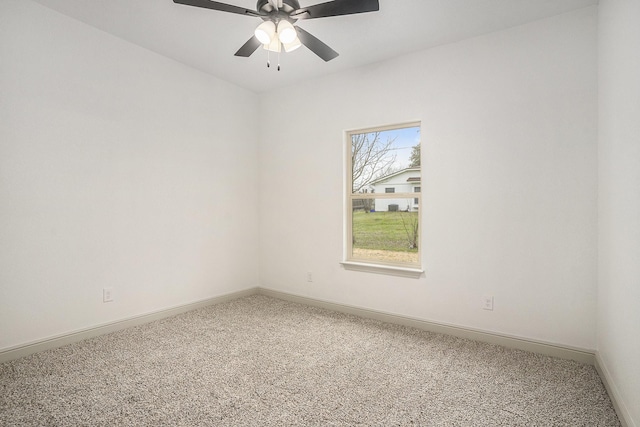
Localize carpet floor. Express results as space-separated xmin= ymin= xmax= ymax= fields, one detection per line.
xmin=0 ymin=295 xmax=620 ymax=426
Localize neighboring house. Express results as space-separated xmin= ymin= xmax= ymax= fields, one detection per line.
xmin=367 ymin=167 xmax=421 ymax=212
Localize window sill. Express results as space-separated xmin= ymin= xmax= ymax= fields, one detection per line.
xmin=340 ymin=261 xmax=424 ymax=279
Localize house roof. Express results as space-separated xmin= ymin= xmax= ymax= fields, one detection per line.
xmin=369 ymin=167 xmax=420 ymax=186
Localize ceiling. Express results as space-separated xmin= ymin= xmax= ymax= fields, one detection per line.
xmin=31 ymin=0 xmax=597 ymax=93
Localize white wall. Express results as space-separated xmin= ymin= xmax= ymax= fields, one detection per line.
xmin=598 ymin=0 xmax=640 ymax=424
xmin=0 ymin=0 xmax=259 ymax=351
xmin=259 ymin=7 xmax=598 ymax=350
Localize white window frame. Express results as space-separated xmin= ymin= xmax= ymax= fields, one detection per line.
xmin=342 ymin=122 xmax=423 ymax=278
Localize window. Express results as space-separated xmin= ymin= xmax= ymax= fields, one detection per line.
xmin=344 ymin=122 xmax=422 ymax=275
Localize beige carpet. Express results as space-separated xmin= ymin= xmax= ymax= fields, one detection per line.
xmin=0 ymin=295 xmax=620 ymax=426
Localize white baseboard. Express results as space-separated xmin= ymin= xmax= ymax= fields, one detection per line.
xmin=1 ymin=286 xmax=598 ymax=367
xmin=0 ymin=287 xmax=258 ymax=364
xmin=2 ymin=285 xmax=629 ymax=426
xmin=2 ymin=286 xmax=595 ymax=366
xmin=257 ymin=287 xmax=596 ymax=365
xmin=595 ymin=352 xmax=635 ymax=427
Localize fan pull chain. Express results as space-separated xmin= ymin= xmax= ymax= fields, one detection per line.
xmin=277 ymin=47 xmax=281 ymax=71
xmin=267 ymin=49 xmax=270 ymax=68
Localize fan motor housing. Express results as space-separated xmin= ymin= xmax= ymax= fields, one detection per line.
xmin=256 ymin=0 xmax=300 ymax=15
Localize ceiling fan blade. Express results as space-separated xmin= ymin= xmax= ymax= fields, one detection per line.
xmin=173 ymin=0 xmax=261 ymax=17
xmin=291 ymin=0 xmax=379 ymax=20
xmin=296 ymin=27 xmax=339 ymax=62
xmin=234 ymin=36 xmax=262 ymax=57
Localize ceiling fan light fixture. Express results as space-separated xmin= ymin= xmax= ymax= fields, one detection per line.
xmin=277 ymin=20 xmax=297 ymax=44
xmin=175 ymin=0 xmax=381 ymax=64
xmin=283 ymin=36 xmax=302 ymax=52
xmin=255 ymin=21 xmax=276 ymax=44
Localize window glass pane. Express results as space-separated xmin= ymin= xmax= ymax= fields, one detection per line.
xmin=351 ymin=199 xmax=419 ymax=265
xmin=351 ymin=126 xmax=421 ymax=194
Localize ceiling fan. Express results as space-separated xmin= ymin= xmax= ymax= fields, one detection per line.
xmin=173 ymin=0 xmax=380 ymax=68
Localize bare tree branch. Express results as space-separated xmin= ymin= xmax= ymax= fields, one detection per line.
xmin=351 ymin=132 xmax=398 ymax=193
xmin=398 ymin=211 xmax=419 ymax=249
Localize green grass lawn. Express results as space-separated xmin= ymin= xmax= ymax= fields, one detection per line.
xmin=352 ymin=211 xmax=418 ymax=252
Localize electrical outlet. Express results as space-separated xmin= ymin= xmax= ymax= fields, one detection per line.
xmin=306 ymin=272 xmax=313 ymax=283
xmin=482 ymin=295 xmax=494 ymax=311
xmin=103 ymin=287 xmax=114 ymax=303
